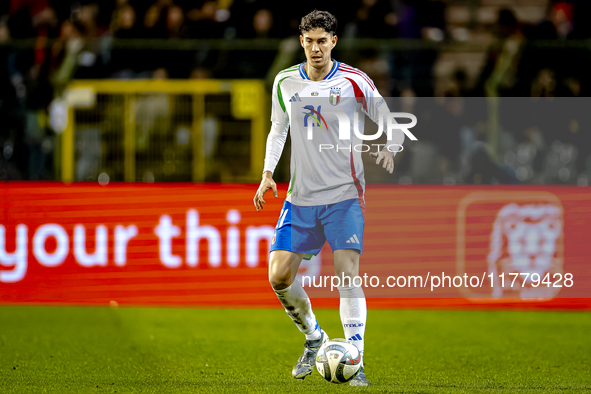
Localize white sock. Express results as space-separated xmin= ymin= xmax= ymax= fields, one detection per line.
xmin=338 ymin=285 xmax=367 ymax=359
xmin=274 ymin=279 xmax=321 ymax=341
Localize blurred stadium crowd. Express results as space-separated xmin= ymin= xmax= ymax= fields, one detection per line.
xmin=0 ymin=0 xmax=590 ymax=184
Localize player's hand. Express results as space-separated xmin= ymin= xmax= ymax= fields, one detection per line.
xmin=253 ymin=171 xmax=278 ymax=211
xmin=369 ymin=148 xmax=395 ymax=174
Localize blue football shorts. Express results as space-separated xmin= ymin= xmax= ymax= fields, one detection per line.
xmin=270 ymin=198 xmax=365 ymax=259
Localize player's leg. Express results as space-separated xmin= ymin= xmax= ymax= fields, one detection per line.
xmin=269 ymin=250 xmax=321 ymax=338
xmin=334 ymin=249 xmax=366 ymax=355
xmin=334 ymin=249 xmax=370 ymax=386
xmin=324 ymin=199 xmax=370 ymax=385
xmin=333 ymin=250 xmax=368 ymax=352
xmin=323 ymin=199 xmax=367 ymax=357
xmin=269 ymin=251 xmax=328 ymax=379
xmin=269 ymin=201 xmax=324 ymax=339
xmin=269 ymin=201 xmax=328 ymax=379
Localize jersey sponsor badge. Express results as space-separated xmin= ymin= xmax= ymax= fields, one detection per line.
xmin=311 ymin=92 xmax=319 ymax=96
xmin=329 ymin=87 xmax=341 ymax=106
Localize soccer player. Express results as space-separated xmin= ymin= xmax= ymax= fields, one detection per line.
xmin=253 ymin=10 xmax=404 ymax=386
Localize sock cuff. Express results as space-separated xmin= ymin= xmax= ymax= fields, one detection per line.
xmin=337 ymin=285 xmax=365 ymax=297
xmin=273 ymin=282 xmax=294 ymax=294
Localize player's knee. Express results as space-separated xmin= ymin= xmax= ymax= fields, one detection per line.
xmin=335 ymin=270 xmax=357 ymax=284
xmin=269 ymin=271 xmax=293 ymax=290
xmin=334 ymin=250 xmax=360 ymax=279
xmin=268 ymin=257 xmax=294 ymax=290
xmin=334 ymin=266 xmax=360 ymax=287
xmin=334 ymin=261 xmax=358 ymax=280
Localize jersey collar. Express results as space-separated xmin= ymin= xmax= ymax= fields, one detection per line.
xmin=299 ymin=59 xmax=340 ymax=81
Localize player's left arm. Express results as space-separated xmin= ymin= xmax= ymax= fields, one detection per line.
xmin=362 ymin=79 xmax=404 ymax=174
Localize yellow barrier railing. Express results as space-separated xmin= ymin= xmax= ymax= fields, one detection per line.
xmin=62 ymin=79 xmax=267 ymax=183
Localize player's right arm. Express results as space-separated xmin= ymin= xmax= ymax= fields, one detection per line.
xmin=253 ymin=74 xmax=290 ymax=211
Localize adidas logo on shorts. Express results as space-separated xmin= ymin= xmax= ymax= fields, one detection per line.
xmin=346 ymin=234 xmax=360 ymax=244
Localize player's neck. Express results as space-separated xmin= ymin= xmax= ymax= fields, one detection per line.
xmin=306 ymin=60 xmax=333 ymax=81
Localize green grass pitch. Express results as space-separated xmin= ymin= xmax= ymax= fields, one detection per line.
xmin=0 ymin=306 xmax=589 ymax=393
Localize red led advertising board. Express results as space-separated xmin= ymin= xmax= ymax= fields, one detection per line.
xmin=0 ymin=183 xmax=589 ymax=308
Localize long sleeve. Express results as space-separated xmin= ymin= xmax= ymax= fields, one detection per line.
xmin=263 ymin=119 xmax=289 ymax=174
xmin=263 ymin=74 xmax=290 ymax=174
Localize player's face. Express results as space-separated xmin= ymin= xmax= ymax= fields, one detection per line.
xmin=300 ymin=28 xmax=337 ymax=69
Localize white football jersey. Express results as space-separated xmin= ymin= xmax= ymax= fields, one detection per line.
xmin=263 ymin=60 xmax=393 ymax=207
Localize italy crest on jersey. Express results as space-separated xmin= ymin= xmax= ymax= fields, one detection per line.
xmin=329 ymin=87 xmax=341 ymax=106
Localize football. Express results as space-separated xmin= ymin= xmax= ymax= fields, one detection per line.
xmin=315 ymin=338 xmax=362 ymax=383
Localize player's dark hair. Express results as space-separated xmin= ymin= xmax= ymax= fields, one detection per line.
xmin=299 ymin=10 xmax=337 ymax=36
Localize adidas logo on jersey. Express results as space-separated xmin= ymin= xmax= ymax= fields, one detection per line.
xmin=345 ymin=234 xmax=360 ymax=244
xmin=289 ymin=93 xmax=301 ymax=102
